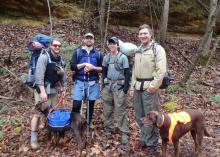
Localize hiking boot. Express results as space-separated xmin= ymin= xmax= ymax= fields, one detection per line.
xmin=121 ymin=133 xmax=128 ymax=145
xmin=31 ymin=140 xmax=40 ymax=150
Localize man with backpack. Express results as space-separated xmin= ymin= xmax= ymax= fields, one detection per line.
xmin=30 ymin=39 xmax=67 ymax=149
xmin=129 ymin=24 xmax=167 ymax=155
xmin=70 ymin=33 xmax=103 ymax=132
xmin=102 ymin=37 xmax=130 ymax=145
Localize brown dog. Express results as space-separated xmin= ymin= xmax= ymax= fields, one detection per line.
xmin=71 ymin=113 xmax=87 ymax=149
xmin=146 ymin=109 xmax=210 ymax=157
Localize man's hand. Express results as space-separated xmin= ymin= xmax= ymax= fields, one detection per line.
xmin=38 ymin=85 xmax=47 ymax=102
xmin=84 ymin=63 xmax=95 ymax=72
xmin=40 ymin=90 xmax=47 ymax=102
xmin=147 ymin=87 xmax=157 ymax=93
xmin=128 ymin=90 xmax=134 ymax=97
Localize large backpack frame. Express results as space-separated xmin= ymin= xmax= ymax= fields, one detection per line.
xmin=26 ymin=50 xmax=52 ymax=88
xmin=22 ymin=34 xmax=51 ymax=88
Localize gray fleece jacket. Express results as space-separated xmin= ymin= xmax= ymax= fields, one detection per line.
xmin=34 ymin=49 xmax=67 ymax=94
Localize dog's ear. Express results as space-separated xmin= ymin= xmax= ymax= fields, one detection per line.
xmin=147 ymin=111 xmax=159 ymax=123
xmin=156 ymin=113 xmax=164 ymax=127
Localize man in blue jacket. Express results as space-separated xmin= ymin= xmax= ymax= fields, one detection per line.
xmin=70 ymin=33 xmax=103 ymax=131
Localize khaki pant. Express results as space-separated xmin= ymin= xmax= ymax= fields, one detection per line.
xmin=133 ymin=90 xmax=160 ymax=147
xmin=34 ymin=90 xmax=58 ymax=116
xmin=102 ymin=88 xmax=129 ymax=134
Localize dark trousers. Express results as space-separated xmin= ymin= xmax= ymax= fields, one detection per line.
xmin=71 ymin=100 xmax=95 ymax=125
xmin=133 ymin=90 xmax=160 ymax=148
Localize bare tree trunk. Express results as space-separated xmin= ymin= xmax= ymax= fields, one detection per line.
xmin=99 ymin=0 xmax=106 ymax=49
xmin=180 ymin=0 xmax=220 ymax=85
xmin=89 ymin=0 xmax=92 ymax=8
xmin=102 ymin=0 xmax=111 ymax=53
xmin=82 ymin=0 xmax=87 ymax=31
xmin=47 ymin=0 xmax=52 ymax=36
xmin=158 ymin=0 xmax=169 ymax=45
xmin=199 ymin=0 xmax=219 ymax=56
xmin=196 ymin=0 xmax=209 ymax=13
xmin=201 ymin=35 xmax=220 ymax=77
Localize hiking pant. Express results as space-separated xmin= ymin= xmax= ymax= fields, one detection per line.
xmin=133 ymin=90 xmax=160 ymax=148
xmin=102 ymin=88 xmax=129 ymax=134
xmin=34 ymin=90 xmax=58 ymax=116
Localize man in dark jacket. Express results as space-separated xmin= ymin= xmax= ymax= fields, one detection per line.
xmin=70 ymin=33 xmax=103 ymax=131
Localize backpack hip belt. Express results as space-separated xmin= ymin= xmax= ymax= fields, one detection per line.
xmin=136 ymin=77 xmax=154 ymax=91
xmin=104 ymin=78 xmax=125 ymax=85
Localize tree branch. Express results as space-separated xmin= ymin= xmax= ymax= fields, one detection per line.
xmin=196 ymin=0 xmax=209 ymax=13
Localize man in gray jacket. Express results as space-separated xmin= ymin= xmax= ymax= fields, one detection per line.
xmin=102 ymin=37 xmax=130 ymax=145
xmin=30 ymin=39 xmax=66 ymax=149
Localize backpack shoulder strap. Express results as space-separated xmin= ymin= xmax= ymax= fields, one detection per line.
xmin=152 ymin=42 xmax=169 ymax=72
xmin=152 ymin=41 xmax=158 ymax=58
xmin=151 ymin=41 xmax=158 ymax=66
xmin=106 ymin=53 xmax=111 ymax=65
xmin=97 ymin=51 xmax=101 ymax=60
xmin=114 ymin=52 xmax=124 ymax=71
xmin=41 ymin=49 xmax=52 ymax=63
xmin=93 ymin=50 xmax=101 ymax=62
xmin=76 ymin=48 xmax=83 ymax=62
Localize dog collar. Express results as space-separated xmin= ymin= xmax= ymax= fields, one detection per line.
xmin=157 ymin=114 xmax=164 ymax=128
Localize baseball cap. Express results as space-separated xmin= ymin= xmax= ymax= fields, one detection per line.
xmin=108 ymin=37 xmax=119 ymax=45
xmin=84 ymin=33 xmax=94 ymax=39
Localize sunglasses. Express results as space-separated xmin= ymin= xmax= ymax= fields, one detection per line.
xmin=52 ymin=44 xmax=62 ymax=48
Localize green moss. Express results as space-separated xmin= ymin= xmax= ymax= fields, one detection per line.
xmin=163 ymin=102 xmax=177 ymax=111
xmin=61 ymin=41 xmax=77 ymax=63
xmin=209 ymin=95 xmax=220 ymax=106
xmin=0 ymin=15 xmax=46 ymax=26
xmin=197 ymin=55 xmax=209 ymax=66
xmin=167 ymin=85 xmax=178 ymax=94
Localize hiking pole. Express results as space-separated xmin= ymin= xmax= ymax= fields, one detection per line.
xmin=80 ymin=75 xmax=86 ymax=116
xmin=86 ymin=72 xmax=90 ymax=138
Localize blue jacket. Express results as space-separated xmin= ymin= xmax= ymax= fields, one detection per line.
xmin=70 ymin=48 xmax=103 ymax=81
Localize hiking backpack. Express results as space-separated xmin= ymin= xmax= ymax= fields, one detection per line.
xmin=152 ymin=42 xmax=173 ymax=89
xmin=22 ymin=34 xmax=51 ymax=88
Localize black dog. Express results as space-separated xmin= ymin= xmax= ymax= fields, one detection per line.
xmin=46 ymin=112 xmax=86 ymax=148
xmin=146 ymin=109 xmax=210 ymax=157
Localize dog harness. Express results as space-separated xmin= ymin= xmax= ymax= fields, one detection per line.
xmin=168 ymin=112 xmax=191 ymax=144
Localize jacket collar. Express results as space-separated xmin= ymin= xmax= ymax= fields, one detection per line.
xmin=138 ymin=40 xmax=154 ymax=52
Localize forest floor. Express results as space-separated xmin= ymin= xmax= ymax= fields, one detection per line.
xmin=0 ymin=18 xmax=220 ymax=157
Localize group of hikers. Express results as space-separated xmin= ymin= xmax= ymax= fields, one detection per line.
xmin=29 ymin=24 xmax=167 ymax=156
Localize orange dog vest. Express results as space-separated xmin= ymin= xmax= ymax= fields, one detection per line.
xmin=168 ymin=112 xmax=191 ymax=144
